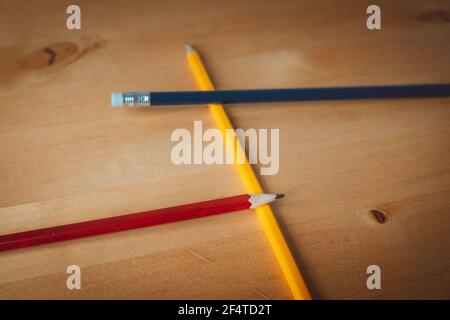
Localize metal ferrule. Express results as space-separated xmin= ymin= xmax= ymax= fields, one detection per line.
xmin=122 ymin=92 xmax=151 ymax=106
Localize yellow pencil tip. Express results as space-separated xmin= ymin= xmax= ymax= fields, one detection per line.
xmin=185 ymin=43 xmax=195 ymax=53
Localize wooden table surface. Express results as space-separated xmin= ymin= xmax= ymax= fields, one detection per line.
xmin=1 ymin=0 xmax=449 ymax=299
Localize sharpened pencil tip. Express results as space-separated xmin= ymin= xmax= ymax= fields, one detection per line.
xmin=249 ymin=193 xmax=284 ymax=208
xmin=185 ymin=43 xmax=195 ymax=53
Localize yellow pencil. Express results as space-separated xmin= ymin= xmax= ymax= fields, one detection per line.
xmin=186 ymin=43 xmax=311 ymax=300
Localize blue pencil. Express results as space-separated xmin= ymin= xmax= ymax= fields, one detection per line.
xmin=111 ymin=83 xmax=450 ymax=107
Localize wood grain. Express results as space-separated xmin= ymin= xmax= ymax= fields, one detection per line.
xmin=0 ymin=0 xmax=449 ymax=299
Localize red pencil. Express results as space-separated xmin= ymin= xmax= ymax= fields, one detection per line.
xmin=0 ymin=193 xmax=284 ymax=252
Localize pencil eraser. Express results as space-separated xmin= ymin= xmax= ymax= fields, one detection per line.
xmin=111 ymin=92 xmax=123 ymax=107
